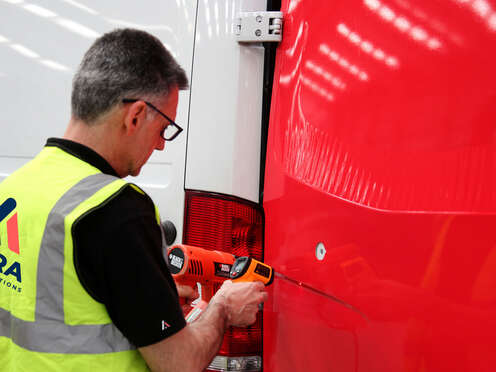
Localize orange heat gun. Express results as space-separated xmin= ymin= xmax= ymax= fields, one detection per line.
xmin=166 ymin=244 xmax=274 ymax=321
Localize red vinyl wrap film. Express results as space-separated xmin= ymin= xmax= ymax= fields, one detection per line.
xmin=263 ymin=1 xmax=496 ymax=371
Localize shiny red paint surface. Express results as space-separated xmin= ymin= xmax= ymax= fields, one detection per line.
xmin=263 ymin=0 xmax=496 ymax=371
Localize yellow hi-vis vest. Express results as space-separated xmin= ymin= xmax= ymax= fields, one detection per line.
xmin=0 ymin=146 xmax=154 ymax=371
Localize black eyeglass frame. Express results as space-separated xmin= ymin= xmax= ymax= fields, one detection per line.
xmin=122 ymin=98 xmax=183 ymax=141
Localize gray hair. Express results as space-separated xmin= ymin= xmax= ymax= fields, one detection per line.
xmin=71 ymin=28 xmax=188 ymax=124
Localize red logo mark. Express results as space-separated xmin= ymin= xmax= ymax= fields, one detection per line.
xmin=6 ymin=213 xmax=20 ymax=255
xmin=0 ymin=198 xmax=19 ymax=255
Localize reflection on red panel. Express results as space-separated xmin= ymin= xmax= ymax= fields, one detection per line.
xmin=264 ymin=0 xmax=496 ymax=371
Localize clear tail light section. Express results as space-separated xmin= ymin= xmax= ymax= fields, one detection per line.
xmin=183 ymin=190 xmax=264 ymax=372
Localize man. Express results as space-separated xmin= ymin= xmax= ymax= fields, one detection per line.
xmin=0 ymin=28 xmax=267 ymax=371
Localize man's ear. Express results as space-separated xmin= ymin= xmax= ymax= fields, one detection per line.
xmin=122 ymin=101 xmax=147 ymax=136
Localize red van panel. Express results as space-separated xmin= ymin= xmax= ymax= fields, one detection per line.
xmin=263 ymin=0 xmax=496 ymax=371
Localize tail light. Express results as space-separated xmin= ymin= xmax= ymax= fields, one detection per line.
xmin=183 ymin=190 xmax=264 ymax=372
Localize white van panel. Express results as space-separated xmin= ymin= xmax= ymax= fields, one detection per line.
xmin=185 ymin=0 xmax=266 ymax=203
xmin=0 ymin=0 xmax=197 ymax=243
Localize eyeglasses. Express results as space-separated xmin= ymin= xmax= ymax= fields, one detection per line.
xmin=122 ymin=98 xmax=183 ymax=141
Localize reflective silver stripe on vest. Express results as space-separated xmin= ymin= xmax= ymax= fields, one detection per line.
xmin=1 ymin=173 xmax=136 ymax=353
xmin=1 ymin=307 xmax=134 ymax=353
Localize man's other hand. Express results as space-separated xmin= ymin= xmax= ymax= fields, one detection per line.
xmin=210 ymin=280 xmax=268 ymax=327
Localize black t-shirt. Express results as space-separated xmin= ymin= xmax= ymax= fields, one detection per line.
xmin=46 ymin=138 xmax=186 ymax=347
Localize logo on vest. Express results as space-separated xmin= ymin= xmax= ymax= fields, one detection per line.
xmin=0 ymin=198 xmax=22 ymax=293
xmin=161 ymin=320 xmax=171 ymax=331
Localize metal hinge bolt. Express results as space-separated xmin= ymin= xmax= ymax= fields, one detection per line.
xmin=236 ymin=11 xmax=283 ymax=43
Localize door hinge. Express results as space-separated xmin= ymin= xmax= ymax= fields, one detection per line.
xmin=235 ymin=11 xmax=283 ymax=43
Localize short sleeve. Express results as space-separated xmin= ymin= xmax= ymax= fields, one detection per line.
xmin=73 ymin=186 xmax=186 ymax=347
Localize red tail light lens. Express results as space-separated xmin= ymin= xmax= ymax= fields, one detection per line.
xmin=183 ymin=190 xmax=264 ymax=366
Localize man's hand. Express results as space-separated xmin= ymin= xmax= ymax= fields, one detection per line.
xmin=175 ymin=284 xmax=200 ymax=316
xmin=209 ymin=280 xmax=268 ymax=327
xmin=176 ymin=284 xmax=199 ymax=300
